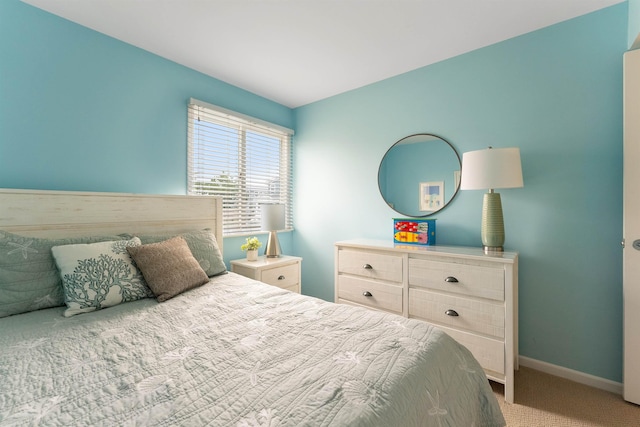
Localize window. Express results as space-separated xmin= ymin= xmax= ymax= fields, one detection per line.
xmin=187 ymin=98 xmax=294 ymax=236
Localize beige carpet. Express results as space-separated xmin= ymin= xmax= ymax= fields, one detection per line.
xmin=492 ymin=367 xmax=640 ymax=426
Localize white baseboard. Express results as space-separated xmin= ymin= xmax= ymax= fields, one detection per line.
xmin=519 ymin=356 xmax=623 ymax=395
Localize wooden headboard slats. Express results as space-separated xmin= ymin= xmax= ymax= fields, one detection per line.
xmin=0 ymin=189 xmax=224 ymax=254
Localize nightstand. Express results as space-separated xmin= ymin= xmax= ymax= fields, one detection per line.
xmin=231 ymin=255 xmax=302 ymax=293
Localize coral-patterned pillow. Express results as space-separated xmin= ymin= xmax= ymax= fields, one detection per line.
xmin=52 ymin=237 xmax=153 ymax=317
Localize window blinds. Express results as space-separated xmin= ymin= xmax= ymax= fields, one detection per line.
xmin=187 ymin=98 xmax=294 ymax=236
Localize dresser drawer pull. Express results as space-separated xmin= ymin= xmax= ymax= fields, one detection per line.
xmin=278 ymin=275 xmax=285 ymax=280
xmin=363 ymin=264 xmax=373 ymax=270
xmin=445 ymin=309 xmax=459 ymax=317
xmin=363 ymin=291 xmax=373 ymax=297
xmin=445 ymin=276 xmax=459 ymax=283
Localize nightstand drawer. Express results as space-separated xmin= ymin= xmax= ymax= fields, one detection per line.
xmin=338 ymin=276 xmax=402 ymax=314
xmin=408 ymin=258 xmax=504 ymax=301
xmin=409 ymin=288 xmax=504 ymax=338
xmin=231 ymin=255 xmax=302 ymax=294
xmin=262 ymin=263 xmax=299 ymax=289
xmin=338 ymin=249 xmax=403 ymax=283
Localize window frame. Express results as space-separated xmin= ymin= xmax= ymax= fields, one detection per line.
xmin=187 ymin=98 xmax=294 ymax=237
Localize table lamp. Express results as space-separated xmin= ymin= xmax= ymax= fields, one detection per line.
xmin=261 ymin=203 xmax=285 ymax=258
xmin=460 ymin=147 xmax=523 ymax=253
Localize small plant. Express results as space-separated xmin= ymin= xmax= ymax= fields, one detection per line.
xmin=240 ymin=237 xmax=262 ymax=252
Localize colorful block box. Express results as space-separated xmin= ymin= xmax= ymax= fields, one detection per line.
xmin=393 ymin=218 xmax=436 ymax=246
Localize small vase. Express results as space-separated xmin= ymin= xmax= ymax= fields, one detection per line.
xmin=246 ymin=249 xmax=258 ymax=261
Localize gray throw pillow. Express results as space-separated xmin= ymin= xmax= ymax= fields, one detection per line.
xmin=0 ymin=230 xmax=128 ymax=318
xmin=137 ymin=229 xmax=226 ymax=277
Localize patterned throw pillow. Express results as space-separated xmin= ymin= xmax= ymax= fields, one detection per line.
xmin=0 ymin=230 xmax=128 ymax=318
xmin=137 ymin=229 xmax=226 ymax=277
xmin=51 ymin=237 xmax=154 ymax=317
xmin=126 ymin=236 xmax=210 ymax=302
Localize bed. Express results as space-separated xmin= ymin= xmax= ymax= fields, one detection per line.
xmin=0 ymin=189 xmax=505 ymax=426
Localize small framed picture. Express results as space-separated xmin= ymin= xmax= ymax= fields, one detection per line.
xmin=419 ymin=181 xmax=444 ymax=212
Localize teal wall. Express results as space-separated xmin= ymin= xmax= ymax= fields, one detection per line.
xmin=294 ymin=4 xmax=627 ymax=382
xmin=630 ymin=0 xmax=640 ymax=47
xmin=0 ymin=0 xmax=294 ymax=265
xmin=0 ymin=0 xmax=630 ymax=384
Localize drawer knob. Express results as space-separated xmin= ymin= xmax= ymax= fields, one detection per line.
xmin=363 ymin=291 xmax=373 ymax=297
xmin=277 ymin=275 xmax=285 ymax=280
xmin=363 ymin=264 xmax=373 ymax=270
xmin=445 ymin=276 xmax=459 ymax=283
xmin=445 ymin=309 xmax=459 ymax=317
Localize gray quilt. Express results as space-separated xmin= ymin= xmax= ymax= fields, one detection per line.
xmin=0 ymin=273 xmax=505 ymax=426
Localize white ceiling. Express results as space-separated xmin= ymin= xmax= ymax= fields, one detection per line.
xmin=22 ymin=0 xmax=623 ymax=108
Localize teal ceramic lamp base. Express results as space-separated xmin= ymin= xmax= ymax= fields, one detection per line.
xmin=481 ymin=191 xmax=505 ymax=253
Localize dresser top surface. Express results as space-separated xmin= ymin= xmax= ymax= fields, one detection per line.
xmin=335 ymin=239 xmax=518 ymax=263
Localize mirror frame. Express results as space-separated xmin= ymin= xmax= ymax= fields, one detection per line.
xmin=378 ymin=133 xmax=461 ymax=218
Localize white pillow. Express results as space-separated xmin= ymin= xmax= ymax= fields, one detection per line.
xmin=52 ymin=237 xmax=153 ymax=317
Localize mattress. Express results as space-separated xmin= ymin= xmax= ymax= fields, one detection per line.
xmin=0 ymin=272 xmax=505 ymax=426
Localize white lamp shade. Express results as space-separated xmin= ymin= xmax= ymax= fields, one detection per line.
xmin=261 ymin=204 xmax=285 ymax=231
xmin=460 ymin=147 xmax=524 ymax=190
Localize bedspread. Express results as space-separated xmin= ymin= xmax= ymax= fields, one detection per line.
xmin=0 ymin=272 xmax=505 ymax=426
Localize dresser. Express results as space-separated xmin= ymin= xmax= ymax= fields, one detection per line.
xmin=231 ymin=255 xmax=302 ymax=293
xmin=335 ymin=239 xmax=518 ymax=403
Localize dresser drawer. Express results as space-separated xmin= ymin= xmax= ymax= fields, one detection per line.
xmin=408 ymin=258 xmax=504 ymax=301
xmin=409 ymin=288 xmax=504 ymax=338
xmin=262 ymin=263 xmax=299 ymax=289
xmin=338 ymin=276 xmax=402 ymax=314
xmin=338 ymin=249 xmax=403 ymax=283
xmin=435 ymin=324 xmax=505 ymax=375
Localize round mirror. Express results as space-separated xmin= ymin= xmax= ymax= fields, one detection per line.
xmin=378 ymin=133 xmax=461 ymax=217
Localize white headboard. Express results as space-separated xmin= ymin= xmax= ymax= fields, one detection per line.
xmin=0 ymin=189 xmax=223 ymax=254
